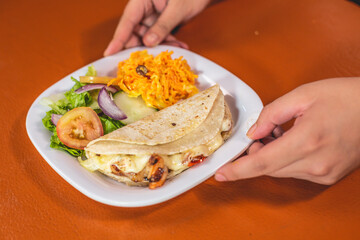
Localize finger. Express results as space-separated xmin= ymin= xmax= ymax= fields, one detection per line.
xmin=267 ymin=162 xmax=332 ymax=185
xmin=143 ymin=2 xmax=187 ymax=46
xmin=246 ymin=129 xmax=281 ymax=155
xmin=246 ymin=141 xmax=264 ymax=155
xmin=164 ymin=34 xmax=177 ymax=41
xmin=163 ymin=35 xmax=189 ymax=49
xmin=162 ymin=41 xmax=185 ymax=48
xmin=104 ymin=1 xmax=151 ymax=56
xmin=163 ymin=40 xmax=189 ymax=49
xmin=134 ymin=24 xmax=148 ymax=38
xmin=247 ymin=89 xmax=311 ymax=140
xmin=266 ymin=158 xmax=311 ymax=179
xmin=267 ymin=149 xmax=343 ymax=185
xmin=272 ymin=126 xmax=284 ymax=138
xmin=260 ymin=136 xmax=276 ymax=145
xmin=142 ymin=13 xmax=158 ymax=28
xmin=133 ymin=13 xmax=158 ymax=37
xmin=152 ymin=0 xmax=168 ymax=12
xmin=215 ymin=126 xmax=304 ymax=181
xmin=124 ymin=35 xmax=142 ymax=49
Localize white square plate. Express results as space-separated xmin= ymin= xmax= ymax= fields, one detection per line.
xmin=26 ymin=45 xmax=263 ymax=207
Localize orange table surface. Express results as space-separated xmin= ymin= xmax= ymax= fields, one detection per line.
xmin=1 ymin=0 xmax=360 ymax=239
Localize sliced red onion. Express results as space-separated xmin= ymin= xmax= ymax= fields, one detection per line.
xmin=75 ymin=84 xmax=118 ymax=94
xmin=51 ymin=114 xmax=63 ymax=126
xmin=98 ymin=87 xmax=127 ymax=120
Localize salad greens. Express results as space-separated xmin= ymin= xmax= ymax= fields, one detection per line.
xmin=42 ymin=66 xmax=124 ymax=157
xmin=99 ymin=115 xmax=125 ymax=135
xmin=85 ymin=65 xmax=97 ymax=76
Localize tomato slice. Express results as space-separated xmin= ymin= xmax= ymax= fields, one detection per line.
xmin=56 ymin=107 xmax=103 ymax=150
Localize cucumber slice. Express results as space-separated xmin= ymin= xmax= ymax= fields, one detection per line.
xmin=39 ymin=92 xmax=66 ymax=107
xmin=113 ymin=92 xmax=157 ymax=124
xmin=86 ymin=89 xmax=100 ymax=110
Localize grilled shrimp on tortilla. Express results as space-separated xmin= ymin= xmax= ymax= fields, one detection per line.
xmin=82 ymin=84 xmax=233 ymax=189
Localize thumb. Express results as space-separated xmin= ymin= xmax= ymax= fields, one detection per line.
xmin=143 ymin=3 xmax=187 ymax=47
xmin=247 ymin=89 xmax=311 ymax=140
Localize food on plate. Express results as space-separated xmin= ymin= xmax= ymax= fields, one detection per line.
xmin=82 ymin=85 xmax=233 ymax=189
xmin=41 ymin=50 xmax=204 ymax=180
xmin=108 ymin=50 xmax=199 ymax=110
xmin=112 ymin=91 xmax=157 ymax=124
xmin=41 ymin=66 xmax=156 ymax=157
xmin=56 ymin=107 xmax=104 ymax=150
xmin=41 ymin=48 xmax=198 ymax=157
xmin=79 ymin=76 xmax=114 ymax=84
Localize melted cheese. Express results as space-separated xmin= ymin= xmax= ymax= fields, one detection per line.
xmin=221 ymin=118 xmax=232 ymax=132
xmin=114 ymin=155 xmax=150 ymax=173
xmin=163 ymin=132 xmax=224 ymax=171
xmin=207 ymin=132 xmax=224 ymax=153
xmin=188 ymin=145 xmax=210 ymax=157
xmin=84 ymin=131 xmax=226 ymax=175
xmin=83 ymin=153 xmax=150 ymax=173
xmin=163 ymin=154 xmax=185 ymax=171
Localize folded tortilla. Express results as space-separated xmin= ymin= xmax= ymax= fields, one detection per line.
xmin=84 ymin=84 xmax=233 ymax=188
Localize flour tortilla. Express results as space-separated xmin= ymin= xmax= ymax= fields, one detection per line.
xmin=85 ymin=85 xmax=228 ymax=155
xmin=89 ymin=84 xmax=220 ymax=146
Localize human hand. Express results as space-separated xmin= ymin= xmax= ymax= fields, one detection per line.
xmin=215 ymin=77 xmax=360 ymax=185
xmin=104 ymin=0 xmax=212 ymax=56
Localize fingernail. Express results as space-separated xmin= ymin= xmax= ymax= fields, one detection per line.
xmin=145 ymin=32 xmax=159 ymax=46
xmin=247 ymin=123 xmax=257 ymax=138
xmin=215 ymin=173 xmax=227 ymax=182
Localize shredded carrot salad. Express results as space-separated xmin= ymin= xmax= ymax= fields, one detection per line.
xmin=108 ymin=50 xmax=198 ymax=109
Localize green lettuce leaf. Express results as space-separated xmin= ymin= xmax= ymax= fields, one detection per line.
xmin=99 ymin=115 xmax=125 ymax=135
xmin=50 ymin=131 xmax=84 ymax=157
xmin=49 ymin=98 xmax=69 ymax=115
xmin=85 ymin=65 xmax=97 ymax=76
xmin=42 ymin=110 xmax=57 ymax=132
xmin=64 ymin=77 xmax=92 ymax=109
